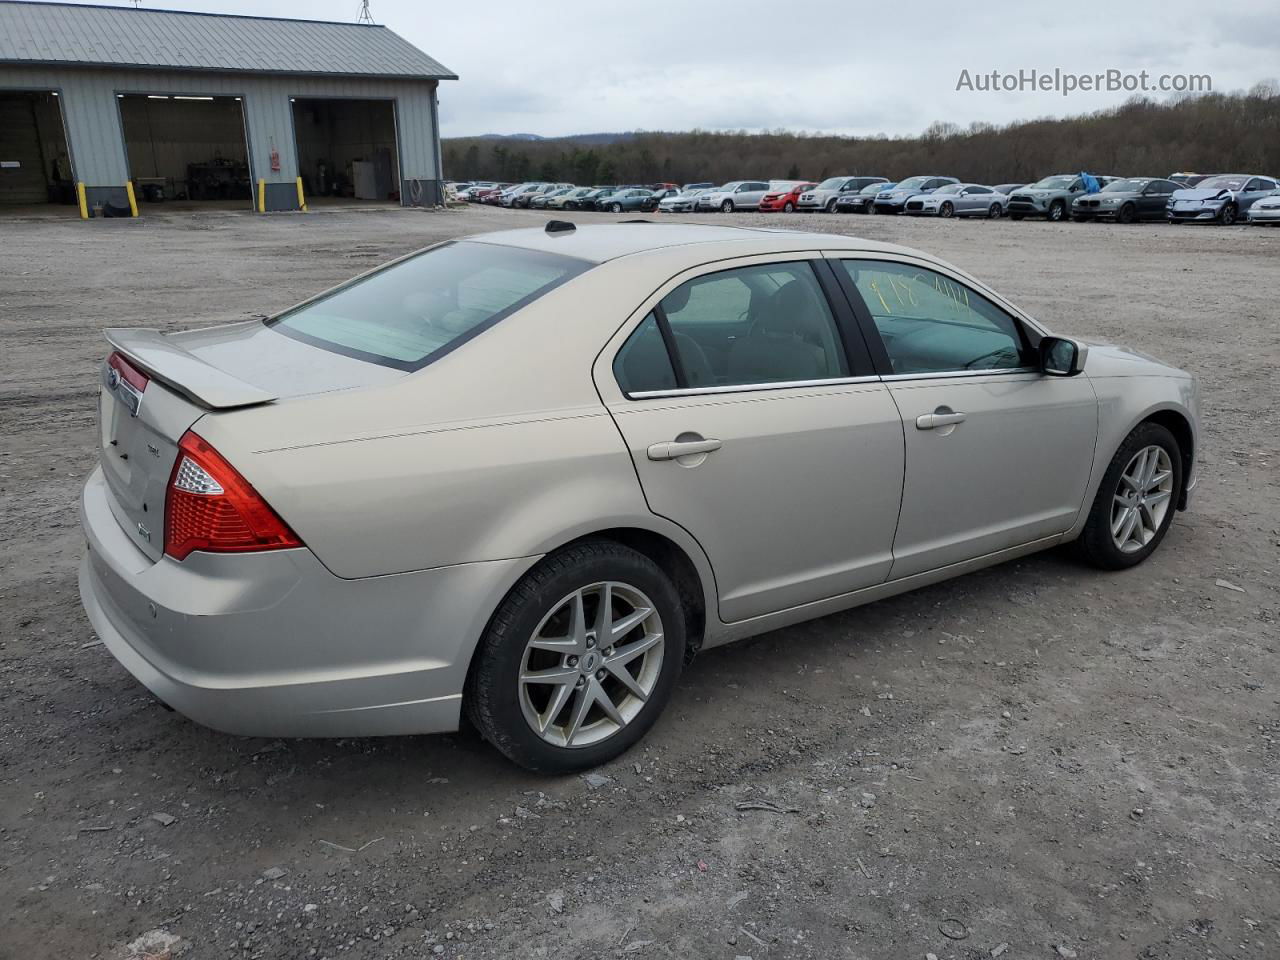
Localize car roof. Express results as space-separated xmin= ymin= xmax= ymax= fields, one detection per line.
xmin=464 ymin=222 xmax=918 ymax=265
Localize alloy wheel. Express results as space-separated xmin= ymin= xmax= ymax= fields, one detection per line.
xmin=518 ymin=581 xmax=665 ymax=748
xmin=940 ymin=202 xmax=954 ymax=218
xmin=1110 ymin=445 xmax=1174 ymax=554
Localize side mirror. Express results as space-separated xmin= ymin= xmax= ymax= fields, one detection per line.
xmin=1040 ymin=336 xmax=1087 ymax=377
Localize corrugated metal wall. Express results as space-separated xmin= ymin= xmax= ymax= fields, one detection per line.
xmin=0 ymin=65 xmax=440 ymax=203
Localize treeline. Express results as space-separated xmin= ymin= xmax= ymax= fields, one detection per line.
xmin=443 ymin=88 xmax=1280 ymax=185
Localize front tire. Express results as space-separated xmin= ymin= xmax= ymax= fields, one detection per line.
xmin=1048 ymin=200 xmax=1066 ymax=222
xmin=783 ymin=201 xmax=795 ymax=212
xmin=939 ymin=201 xmax=954 ymax=218
xmin=721 ymin=199 xmax=734 ymax=213
xmin=1219 ymin=203 xmax=1237 ymax=225
xmin=465 ymin=541 xmax=686 ymax=772
xmin=610 ymin=202 xmax=623 ymax=213
xmin=1118 ymin=203 xmax=1137 ymax=224
xmin=1076 ymin=422 xmax=1183 ymax=570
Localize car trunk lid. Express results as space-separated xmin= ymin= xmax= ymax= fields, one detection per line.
xmin=97 ymin=323 xmax=404 ymax=561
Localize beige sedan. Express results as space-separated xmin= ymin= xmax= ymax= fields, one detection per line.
xmin=79 ymin=223 xmax=1200 ymax=771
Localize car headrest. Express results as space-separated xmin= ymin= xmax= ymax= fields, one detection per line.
xmin=661 ymin=282 xmax=692 ymax=314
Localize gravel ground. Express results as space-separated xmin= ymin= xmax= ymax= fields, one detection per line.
xmin=1 ymin=204 xmax=1278 ymax=960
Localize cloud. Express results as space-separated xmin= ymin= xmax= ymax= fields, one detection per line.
xmin=64 ymin=0 xmax=1280 ymax=137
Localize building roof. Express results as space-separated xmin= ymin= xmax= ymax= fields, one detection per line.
xmin=0 ymin=1 xmax=456 ymax=80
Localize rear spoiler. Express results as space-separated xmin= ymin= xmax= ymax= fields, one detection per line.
xmin=103 ymin=328 xmax=277 ymax=410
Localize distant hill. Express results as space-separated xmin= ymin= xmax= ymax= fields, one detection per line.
xmin=443 ymin=90 xmax=1280 ymax=185
xmin=471 ymin=132 xmax=636 ymax=145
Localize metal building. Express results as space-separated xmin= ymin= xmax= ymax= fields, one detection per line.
xmin=0 ymin=1 xmax=456 ymax=216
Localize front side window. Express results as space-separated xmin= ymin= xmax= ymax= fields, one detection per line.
xmin=839 ymin=260 xmax=1031 ymax=376
xmin=614 ymin=262 xmax=849 ymax=394
xmin=270 ymin=242 xmax=588 ymax=371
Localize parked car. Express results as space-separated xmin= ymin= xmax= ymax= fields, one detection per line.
xmin=759 ymin=182 xmax=817 ymax=212
xmin=499 ymin=183 xmax=542 ymax=207
xmin=80 ymin=222 xmax=1201 ymax=771
xmin=600 ymin=188 xmax=661 ymax=213
xmin=577 ymin=187 xmax=619 ymax=211
xmin=1006 ymin=174 xmax=1116 ymax=222
xmin=553 ymin=187 xmax=599 ymax=210
xmin=992 ymin=183 xmax=1026 ymax=198
xmin=477 ymin=185 xmax=513 ymax=204
xmin=514 ymin=183 xmax=572 ymax=209
xmin=1071 ymin=177 xmax=1180 ymax=223
xmin=798 ymin=176 xmax=889 ymax=213
xmin=530 ymin=187 xmax=574 ymax=210
xmin=1246 ymin=192 xmax=1280 ymax=224
xmin=697 ymin=181 xmax=772 ymax=212
xmin=836 ymin=181 xmax=893 ymax=213
xmin=658 ymin=188 xmax=709 ymax=213
xmin=872 ymin=176 xmax=959 ymax=214
xmin=904 ymin=183 xmax=1007 ymax=218
xmin=1167 ymin=174 xmax=1280 ymax=224
xmin=1168 ymin=172 xmax=1209 ymax=187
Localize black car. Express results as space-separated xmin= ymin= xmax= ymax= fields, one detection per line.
xmin=1071 ymin=177 xmax=1181 ymax=223
xmin=579 ymin=187 xmax=620 ymax=210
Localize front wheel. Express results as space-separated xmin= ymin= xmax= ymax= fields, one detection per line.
xmin=465 ymin=541 xmax=686 ymax=772
xmin=721 ymin=200 xmax=735 ymax=213
xmin=989 ymin=203 xmax=1002 ymax=219
xmin=1076 ymin=422 xmax=1183 ymax=570
xmin=1219 ymin=203 xmax=1237 ymax=225
xmin=783 ymin=201 xmax=795 ymax=212
xmin=1117 ymin=203 xmax=1137 ymax=224
xmin=610 ymin=202 xmax=623 ymax=213
xmin=1048 ymin=200 xmax=1066 ymax=222
xmin=939 ymin=201 xmax=954 ymax=218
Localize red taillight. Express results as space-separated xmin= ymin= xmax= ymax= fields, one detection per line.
xmin=164 ymin=430 xmax=302 ymax=561
xmin=108 ymin=351 xmax=150 ymax=392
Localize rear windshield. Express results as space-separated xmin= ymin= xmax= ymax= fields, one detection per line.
xmin=269 ymin=241 xmax=590 ymax=371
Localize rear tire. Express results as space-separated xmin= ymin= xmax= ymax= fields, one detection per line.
xmin=1076 ymin=422 xmax=1183 ymax=570
xmin=465 ymin=541 xmax=686 ymax=773
xmin=989 ymin=203 xmax=1002 ymax=219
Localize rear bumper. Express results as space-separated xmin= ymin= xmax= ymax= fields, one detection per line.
xmin=79 ymin=466 xmax=536 ymax=738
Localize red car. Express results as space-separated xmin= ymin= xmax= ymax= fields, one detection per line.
xmin=758 ymin=182 xmax=816 ymax=212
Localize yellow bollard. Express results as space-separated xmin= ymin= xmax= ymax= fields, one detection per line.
xmin=125 ymin=181 xmax=139 ymax=218
xmin=76 ymin=182 xmax=88 ymax=219
xmin=295 ymin=176 xmax=307 ymax=213
xmin=257 ymin=179 xmax=266 ymax=213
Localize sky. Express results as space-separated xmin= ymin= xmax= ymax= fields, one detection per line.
xmin=66 ymin=0 xmax=1280 ymax=138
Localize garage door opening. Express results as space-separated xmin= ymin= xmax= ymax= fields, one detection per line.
xmin=292 ymin=98 xmax=400 ymax=205
xmin=118 ymin=94 xmax=253 ymax=210
xmin=0 ymin=90 xmax=75 ymax=212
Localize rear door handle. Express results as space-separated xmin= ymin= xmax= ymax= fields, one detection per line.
xmin=647 ymin=438 xmax=723 ymax=461
xmin=915 ymin=410 xmax=967 ymax=430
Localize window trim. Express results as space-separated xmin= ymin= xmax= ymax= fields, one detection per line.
xmin=828 ymin=254 xmax=1043 ymax=380
xmin=610 ymin=255 xmax=874 ymax=400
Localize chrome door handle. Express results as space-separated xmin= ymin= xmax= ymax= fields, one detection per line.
xmin=647 ymin=438 xmax=723 ymax=461
xmin=915 ymin=410 xmax=967 ymax=430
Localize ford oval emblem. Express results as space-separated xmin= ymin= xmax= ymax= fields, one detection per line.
xmin=107 ymin=367 xmax=120 ymax=390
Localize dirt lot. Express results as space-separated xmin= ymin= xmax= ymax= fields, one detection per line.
xmin=1 ymin=204 xmax=1277 ymax=960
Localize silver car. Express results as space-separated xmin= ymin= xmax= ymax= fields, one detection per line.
xmin=80 ymin=223 xmax=1200 ymax=772
xmin=696 ymin=180 xmax=771 ymax=212
xmin=658 ymin=188 xmax=707 ymax=213
xmin=798 ymin=176 xmax=889 ymax=213
xmin=904 ymin=183 xmax=1007 ymax=218
xmin=1246 ymin=191 xmax=1280 ymax=224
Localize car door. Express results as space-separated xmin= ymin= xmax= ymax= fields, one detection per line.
xmin=828 ymin=254 xmax=1098 ymax=580
xmin=594 ymin=254 xmax=906 ymax=622
xmin=1141 ymin=180 xmax=1175 ymax=219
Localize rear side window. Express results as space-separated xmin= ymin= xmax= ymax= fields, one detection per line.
xmin=269 ymin=241 xmax=589 ymax=371
xmin=614 ymin=262 xmax=849 ymax=395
